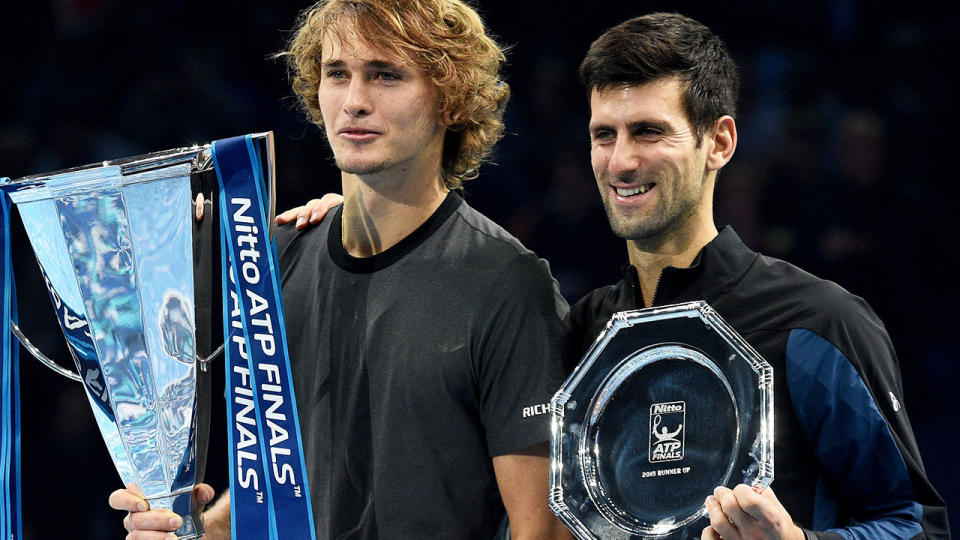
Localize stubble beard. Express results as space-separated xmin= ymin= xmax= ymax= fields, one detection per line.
xmin=331 ymin=133 xmax=438 ymax=179
xmin=602 ymin=190 xmax=699 ymax=247
xmin=324 ymin=125 xmax=393 ymax=176
xmin=335 ymin=156 xmax=391 ymax=176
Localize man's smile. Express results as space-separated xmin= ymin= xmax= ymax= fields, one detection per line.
xmin=612 ymin=182 xmax=656 ymax=202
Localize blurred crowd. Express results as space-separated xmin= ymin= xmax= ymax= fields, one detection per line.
xmin=1 ymin=1 xmax=956 ymax=537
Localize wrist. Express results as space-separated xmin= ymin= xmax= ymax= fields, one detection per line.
xmin=200 ymin=509 xmax=231 ymax=540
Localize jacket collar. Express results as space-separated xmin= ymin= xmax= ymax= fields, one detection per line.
xmin=623 ymin=226 xmax=758 ymax=308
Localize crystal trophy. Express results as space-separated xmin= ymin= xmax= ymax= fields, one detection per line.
xmin=0 ymin=133 xmax=275 ymax=539
xmin=550 ymin=301 xmax=773 ymax=539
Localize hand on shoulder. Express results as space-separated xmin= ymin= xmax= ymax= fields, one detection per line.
xmin=275 ymin=193 xmax=343 ymax=230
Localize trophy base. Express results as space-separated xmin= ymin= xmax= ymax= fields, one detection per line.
xmin=145 ymin=489 xmax=205 ymax=540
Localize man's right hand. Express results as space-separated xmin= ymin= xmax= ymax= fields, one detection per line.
xmin=109 ymin=483 xmax=216 ymax=540
xmin=275 ymin=193 xmax=343 ymax=230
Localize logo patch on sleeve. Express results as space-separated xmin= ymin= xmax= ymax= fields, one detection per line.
xmin=522 ymin=402 xmax=551 ymax=418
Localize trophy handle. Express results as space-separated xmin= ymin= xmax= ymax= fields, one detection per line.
xmin=9 ymin=321 xmax=82 ymax=382
xmin=197 ymin=343 xmax=225 ymax=372
xmin=9 ymin=321 xmax=224 ymax=380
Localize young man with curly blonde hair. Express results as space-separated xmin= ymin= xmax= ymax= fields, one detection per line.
xmin=110 ymin=1 xmax=572 ymax=538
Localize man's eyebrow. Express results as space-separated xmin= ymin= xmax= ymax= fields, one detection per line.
xmin=588 ymin=121 xmax=614 ymax=133
xmin=365 ymin=59 xmax=408 ymax=71
xmin=321 ymin=59 xmax=403 ymax=70
xmin=627 ymin=120 xmax=671 ymax=131
xmin=588 ymin=119 xmax=673 ymax=135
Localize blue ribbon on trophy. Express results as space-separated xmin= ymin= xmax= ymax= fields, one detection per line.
xmin=0 ymin=132 xmax=316 ymax=539
xmin=212 ymin=135 xmax=316 ymax=540
xmin=1 ymin=191 xmax=23 ymax=540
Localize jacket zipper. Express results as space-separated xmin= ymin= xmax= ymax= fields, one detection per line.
xmin=649 ymin=271 xmax=664 ymax=308
xmin=632 ymin=266 xmax=664 ymax=309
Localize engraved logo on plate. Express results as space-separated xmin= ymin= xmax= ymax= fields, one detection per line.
xmin=649 ymin=401 xmax=685 ymax=463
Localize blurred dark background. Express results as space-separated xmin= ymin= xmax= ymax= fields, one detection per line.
xmin=1 ymin=1 xmax=956 ymax=538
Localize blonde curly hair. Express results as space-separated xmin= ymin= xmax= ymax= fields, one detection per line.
xmin=283 ymin=0 xmax=510 ymax=189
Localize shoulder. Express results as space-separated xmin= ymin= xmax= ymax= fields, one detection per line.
xmin=740 ymin=253 xmax=889 ymax=358
xmin=449 ymin=202 xmax=535 ymax=258
xmin=273 ymin=220 xmax=300 ymax=253
xmin=569 ymin=279 xmax=632 ymax=359
xmin=447 ymin=202 xmax=556 ymax=288
xmin=273 ymin=207 xmax=337 ymax=268
xmin=571 ymin=282 xmax=623 ymax=329
xmin=438 ymin=203 xmax=569 ymax=326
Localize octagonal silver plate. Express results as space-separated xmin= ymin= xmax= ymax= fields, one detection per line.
xmin=550 ymin=301 xmax=773 ymax=539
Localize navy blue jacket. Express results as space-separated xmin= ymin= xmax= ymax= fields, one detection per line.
xmin=571 ymin=227 xmax=949 ymax=540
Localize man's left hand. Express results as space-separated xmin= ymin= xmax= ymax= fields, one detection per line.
xmin=701 ymin=485 xmax=805 ymax=540
xmin=275 ymin=193 xmax=344 ymax=229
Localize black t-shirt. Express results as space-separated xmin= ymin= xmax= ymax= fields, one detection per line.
xmin=275 ymin=191 xmax=570 ymax=539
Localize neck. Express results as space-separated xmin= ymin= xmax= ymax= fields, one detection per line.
xmin=339 ymin=168 xmax=448 ymax=258
xmin=626 ymin=212 xmax=718 ymax=308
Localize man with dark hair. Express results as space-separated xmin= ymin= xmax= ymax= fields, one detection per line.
xmin=273 ymin=11 xmax=949 ymax=540
xmin=109 ymin=1 xmax=572 ymax=539
xmin=572 ymin=12 xmax=949 ymax=540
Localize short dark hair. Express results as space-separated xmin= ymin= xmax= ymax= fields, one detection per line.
xmin=579 ymin=13 xmax=739 ymax=139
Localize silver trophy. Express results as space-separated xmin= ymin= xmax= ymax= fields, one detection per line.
xmin=550 ymin=301 xmax=773 ymax=539
xmin=0 ymin=132 xmax=275 ymax=539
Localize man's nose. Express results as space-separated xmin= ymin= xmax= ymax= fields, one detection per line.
xmin=343 ymin=79 xmax=372 ymax=117
xmin=607 ymin=138 xmax=642 ymax=177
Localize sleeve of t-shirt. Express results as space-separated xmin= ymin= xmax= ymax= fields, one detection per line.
xmin=472 ymin=251 xmax=572 ymax=457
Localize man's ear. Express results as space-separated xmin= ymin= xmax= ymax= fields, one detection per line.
xmin=706 ymin=115 xmax=737 ymax=171
xmin=441 ymin=105 xmax=458 ymax=128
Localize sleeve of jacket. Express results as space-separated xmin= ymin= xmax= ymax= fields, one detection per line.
xmin=784 ymin=292 xmax=949 ymax=540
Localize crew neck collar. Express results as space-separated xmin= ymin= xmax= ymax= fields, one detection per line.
xmin=328 ymin=190 xmax=463 ymax=274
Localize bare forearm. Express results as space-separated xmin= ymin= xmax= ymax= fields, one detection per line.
xmin=511 ymin=522 xmax=574 ymax=540
xmin=201 ymin=489 xmax=231 ymax=540
xmin=493 ymin=451 xmax=574 ymax=540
